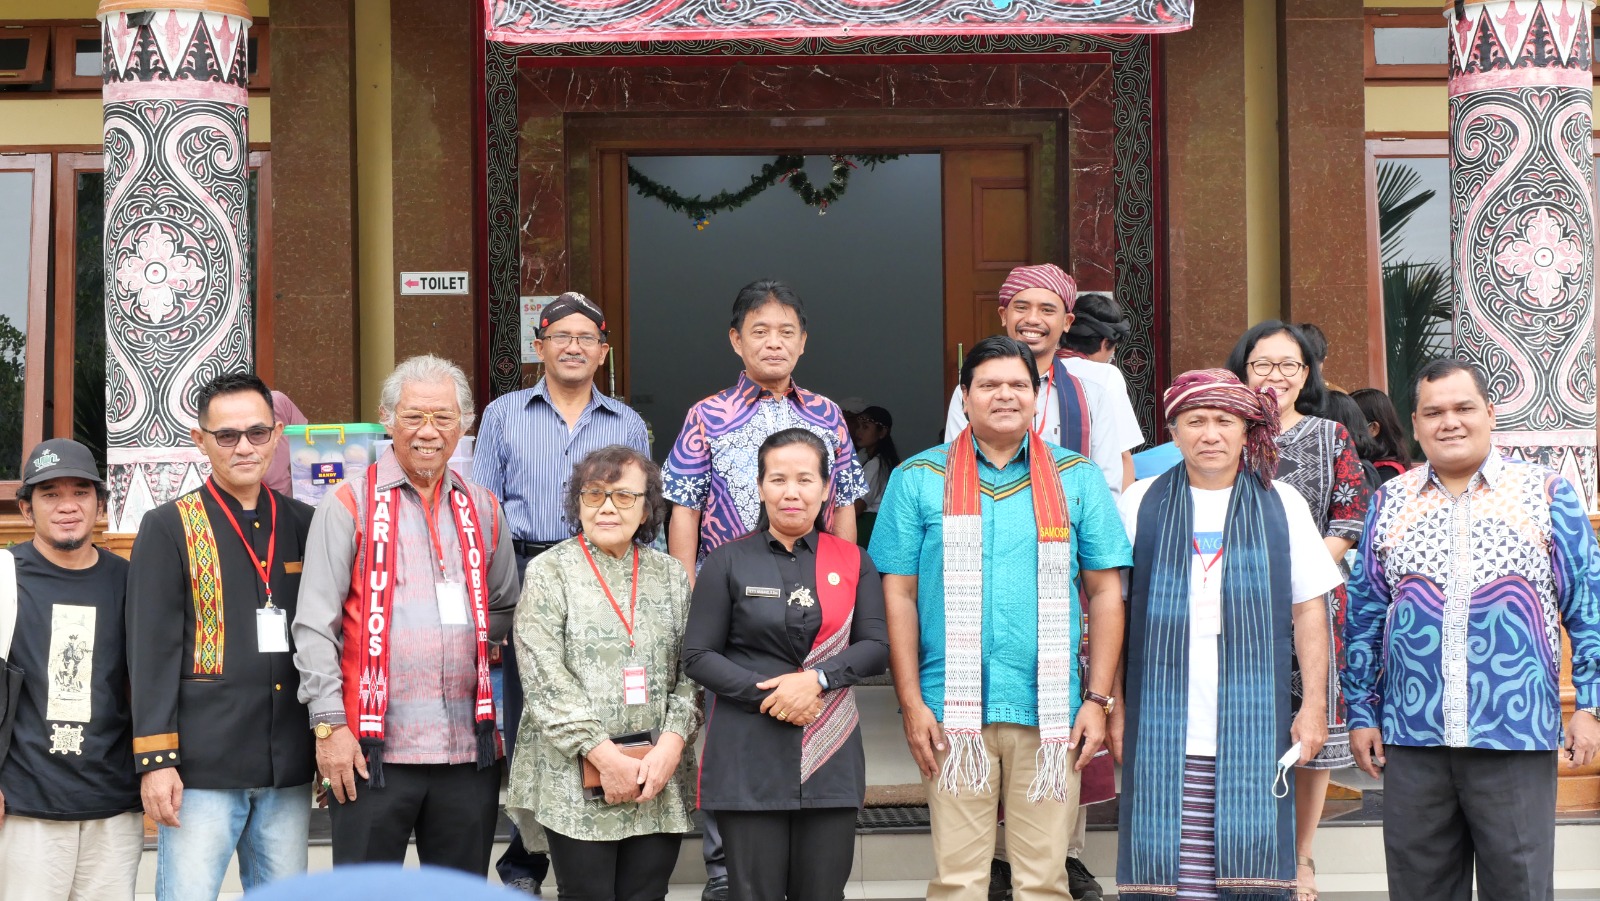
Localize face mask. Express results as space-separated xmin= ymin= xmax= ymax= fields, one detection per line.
xmin=1272 ymin=742 xmax=1303 ymax=799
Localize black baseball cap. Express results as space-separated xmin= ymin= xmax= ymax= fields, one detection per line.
xmin=22 ymin=439 xmax=104 ymax=487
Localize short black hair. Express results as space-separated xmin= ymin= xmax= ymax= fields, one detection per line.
xmin=754 ymin=428 xmax=831 ymax=534
xmin=1225 ymin=320 xmax=1327 ymax=418
xmin=563 ymin=445 xmax=668 ymax=545
xmin=730 ymin=279 xmax=808 ymax=332
xmin=1297 ymin=322 xmax=1330 ymax=364
xmin=1410 ymin=358 xmax=1491 ymax=410
xmin=196 ymin=372 xmax=274 ymax=426
xmin=959 ymin=336 xmax=1040 ymax=393
xmin=1061 ymin=293 xmax=1131 ymax=355
xmin=16 ymin=478 xmax=108 ymax=508
xmin=1323 ymin=390 xmax=1381 ymax=461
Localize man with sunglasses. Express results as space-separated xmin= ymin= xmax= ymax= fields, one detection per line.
xmin=126 ymin=372 xmax=319 ymax=901
xmin=472 ymin=291 xmax=650 ymax=897
xmin=293 ymin=355 xmax=520 ymax=876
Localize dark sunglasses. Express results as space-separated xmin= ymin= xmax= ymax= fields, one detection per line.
xmin=201 ymin=425 xmax=274 ymax=448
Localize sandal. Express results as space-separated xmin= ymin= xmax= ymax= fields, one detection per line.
xmin=1296 ymin=855 xmax=1317 ymax=901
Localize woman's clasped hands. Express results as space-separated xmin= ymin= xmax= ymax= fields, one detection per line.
xmin=757 ymin=670 xmax=825 ymax=727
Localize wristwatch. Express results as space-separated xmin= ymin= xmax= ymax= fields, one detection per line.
xmin=1083 ymin=690 xmax=1116 ymax=715
xmin=1580 ymin=707 xmax=1600 ymax=722
xmin=313 ymin=722 xmax=336 ymax=740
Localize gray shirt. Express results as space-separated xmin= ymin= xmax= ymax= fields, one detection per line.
xmin=292 ymin=453 xmax=519 ymax=765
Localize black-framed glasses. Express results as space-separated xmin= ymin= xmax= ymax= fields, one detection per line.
xmin=542 ymin=333 xmax=603 ymax=349
xmin=1247 ymin=359 xmax=1305 ymax=378
xmin=579 ymin=487 xmax=643 ymax=509
xmin=201 ymin=426 xmax=274 ymax=447
xmin=395 ymin=410 xmax=461 ymax=432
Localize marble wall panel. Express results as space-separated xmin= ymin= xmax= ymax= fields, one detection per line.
xmin=1069 ymin=70 xmax=1116 ymax=292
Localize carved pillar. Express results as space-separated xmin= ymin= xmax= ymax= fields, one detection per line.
xmin=1448 ymin=0 xmax=1598 ymax=508
xmin=97 ymin=1 xmax=254 ymax=532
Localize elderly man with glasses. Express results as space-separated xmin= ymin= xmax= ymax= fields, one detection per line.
xmin=127 ymin=372 xmax=320 ymax=901
xmin=293 ymin=355 xmax=521 ymax=875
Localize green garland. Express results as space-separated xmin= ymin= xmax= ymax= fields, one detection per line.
xmin=628 ymin=154 xmax=902 ymax=229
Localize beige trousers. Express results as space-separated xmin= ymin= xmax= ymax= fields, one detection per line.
xmin=925 ymin=722 xmax=1080 ymax=901
xmin=0 ymin=811 xmax=144 ymax=901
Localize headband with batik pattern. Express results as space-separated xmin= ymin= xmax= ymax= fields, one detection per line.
xmin=1163 ymin=368 xmax=1282 ymax=487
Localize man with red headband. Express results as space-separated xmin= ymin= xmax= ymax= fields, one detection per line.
xmin=1114 ymin=369 xmax=1339 ymax=901
xmin=944 ymin=263 xmax=1131 ymax=500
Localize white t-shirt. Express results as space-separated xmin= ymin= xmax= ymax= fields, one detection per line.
xmin=1118 ymin=476 xmax=1344 ymax=757
xmin=1062 ymin=356 xmax=1145 ymax=455
xmin=945 ymin=359 xmax=1126 ymax=498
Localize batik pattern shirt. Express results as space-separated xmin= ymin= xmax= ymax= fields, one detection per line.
xmin=1343 ymin=454 xmax=1600 ymax=751
xmin=663 ymin=372 xmax=868 ymax=561
xmin=507 ymin=539 xmax=700 ymax=841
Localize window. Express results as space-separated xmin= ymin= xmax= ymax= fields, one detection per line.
xmin=1366 ymin=9 xmax=1449 ymax=81
xmin=51 ymin=23 xmax=100 ymax=91
xmin=0 ymin=154 xmax=50 ymax=495
xmin=0 ymin=25 xmax=48 ymax=85
xmin=47 ymin=152 xmax=274 ymax=477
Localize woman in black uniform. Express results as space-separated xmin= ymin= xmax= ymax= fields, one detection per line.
xmin=682 ymin=428 xmax=890 ymax=901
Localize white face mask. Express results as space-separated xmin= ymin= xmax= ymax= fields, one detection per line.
xmin=1272 ymin=742 xmax=1303 ymax=799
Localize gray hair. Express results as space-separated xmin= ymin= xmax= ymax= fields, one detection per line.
xmin=377 ymin=354 xmax=476 ymax=432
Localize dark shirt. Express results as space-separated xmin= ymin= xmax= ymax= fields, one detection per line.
xmin=683 ymin=530 xmax=888 ymax=810
xmin=0 ymin=543 xmax=140 ymax=820
xmin=126 ymin=485 xmax=317 ymax=789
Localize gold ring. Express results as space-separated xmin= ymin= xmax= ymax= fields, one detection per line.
xmin=778 ymin=710 xmax=789 ymax=720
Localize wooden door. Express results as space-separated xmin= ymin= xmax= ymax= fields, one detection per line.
xmin=942 ymin=147 xmax=1033 ymax=397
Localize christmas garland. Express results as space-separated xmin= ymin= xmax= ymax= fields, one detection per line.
xmin=628 ymin=154 xmax=902 ymax=229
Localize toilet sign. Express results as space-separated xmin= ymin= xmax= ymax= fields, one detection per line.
xmin=400 ymin=272 xmax=470 ymax=295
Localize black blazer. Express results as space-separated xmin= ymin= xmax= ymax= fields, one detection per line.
xmin=683 ymin=530 xmax=888 ymax=811
xmin=126 ymin=486 xmax=317 ymax=790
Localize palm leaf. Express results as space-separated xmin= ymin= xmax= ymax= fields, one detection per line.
xmin=1377 ymin=161 xmax=1437 ymax=263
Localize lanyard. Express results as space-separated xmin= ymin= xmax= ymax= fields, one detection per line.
xmin=1192 ymin=539 xmax=1224 ymax=586
xmin=419 ymin=486 xmax=453 ymax=581
xmin=581 ymin=539 xmax=639 ymax=648
xmin=1030 ymin=364 xmax=1055 ymax=440
xmin=204 ymin=479 xmax=278 ymax=607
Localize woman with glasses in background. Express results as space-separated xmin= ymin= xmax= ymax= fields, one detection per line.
xmin=1226 ymin=322 xmax=1367 ymax=901
xmin=507 ymin=444 xmax=701 ymax=901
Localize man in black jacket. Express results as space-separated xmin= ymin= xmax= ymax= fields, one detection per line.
xmin=127 ymin=372 xmax=317 ymax=901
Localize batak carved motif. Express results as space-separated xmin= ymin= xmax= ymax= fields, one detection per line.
xmin=100 ymin=8 xmax=253 ymax=531
xmin=1448 ymin=0 xmax=1598 ymax=504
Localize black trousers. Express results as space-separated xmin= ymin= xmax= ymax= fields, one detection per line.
xmin=1383 ymin=744 xmax=1556 ymax=901
xmin=544 ymin=828 xmax=682 ymax=901
xmin=330 ymin=761 xmax=502 ymax=875
xmin=719 ymin=808 xmax=857 ymax=901
xmin=498 ymin=549 xmax=552 ymax=886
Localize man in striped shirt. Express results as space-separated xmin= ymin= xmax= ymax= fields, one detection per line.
xmin=473 ymin=292 xmax=650 ymax=897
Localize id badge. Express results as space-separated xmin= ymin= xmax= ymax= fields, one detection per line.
xmin=1193 ymin=576 xmax=1222 ymax=636
xmin=256 ymin=607 xmax=291 ymax=653
xmin=436 ymin=582 xmax=470 ymax=626
xmin=623 ymin=665 xmax=649 ymax=706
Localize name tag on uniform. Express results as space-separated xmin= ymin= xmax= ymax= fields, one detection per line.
xmin=623 ymin=665 xmax=649 ymax=705
xmin=745 ymin=586 xmax=781 ymax=598
xmin=257 ymin=607 xmax=290 ymax=653
xmin=436 ymin=582 xmax=470 ymax=626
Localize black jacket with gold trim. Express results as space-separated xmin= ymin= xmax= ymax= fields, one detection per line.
xmin=126 ymin=485 xmax=317 ymax=789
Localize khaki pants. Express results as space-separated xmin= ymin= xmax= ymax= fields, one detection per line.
xmin=0 ymin=811 xmax=143 ymax=901
xmin=925 ymin=722 xmax=1079 ymax=901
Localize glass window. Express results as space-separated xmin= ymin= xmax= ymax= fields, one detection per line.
xmin=0 ymin=170 xmax=35 ymax=480
xmin=73 ymin=38 xmax=100 ymax=77
xmin=1376 ymin=155 xmax=1453 ymax=424
xmin=0 ymin=37 xmax=30 ymax=71
xmin=1373 ymin=27 xmax=1448 ymax=66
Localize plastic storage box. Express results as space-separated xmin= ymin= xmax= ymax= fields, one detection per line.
xmin=282 ymin=423 xmax=388 ymax=505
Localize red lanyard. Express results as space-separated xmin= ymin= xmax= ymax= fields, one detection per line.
xmin=581 ymin=540 xmax=639 ymax=648
xmin=204 ymin=479 xmax=278 ymax=606
xmin=1030 ymin=364 xmax=1055 ymax=439
xmin=419 ymin=487 xmax=452 ymax=580
xmin=1192 ymin=539 xmax=1224 ymax=584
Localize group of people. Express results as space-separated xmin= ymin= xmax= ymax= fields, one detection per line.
xmin=0 ymin=268 xmax=1596 ymax=901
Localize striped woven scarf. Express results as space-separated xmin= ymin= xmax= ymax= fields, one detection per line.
xmin=1118 ymin=465 xmax=1296 ymax=901
xmin=940 ymin=427 xmax=1076 ymax=802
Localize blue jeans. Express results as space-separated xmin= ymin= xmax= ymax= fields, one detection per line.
xmin=155 ymin=784 xmax=312 ymax=901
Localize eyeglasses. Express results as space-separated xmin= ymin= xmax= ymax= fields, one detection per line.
xmin=395 ymin=410 xmax=461 ymax=432
xmin=579 ymin=487 xmax=644 ymax=509
xmin=1247 ymin=359 xmax=1305 ymax=378
xmin=542 ymin=333 xmax=602 ymax=349
xmin=201 ymin=426 xmax=274 ymax=448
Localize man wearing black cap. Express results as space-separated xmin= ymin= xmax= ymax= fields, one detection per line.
xmin=473 ymin=291 xmax=650 ymax=897
xmin=0 ymin=439 xmax=142 ymax=899
xmin=126 ymin=372 xmax=318 ymax=901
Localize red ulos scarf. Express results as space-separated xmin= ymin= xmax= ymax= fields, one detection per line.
xmin=800 ymin=533 xmax=861 ymax=782
xmin=352 ymin=464 xmax=496 ymax=786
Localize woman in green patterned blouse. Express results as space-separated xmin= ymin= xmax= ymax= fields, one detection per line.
xmin=508 ymin=445 xmax=700 ymax=901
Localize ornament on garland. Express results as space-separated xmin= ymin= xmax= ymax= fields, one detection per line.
xmin=628 ymin=154 xmax=902 ymax=229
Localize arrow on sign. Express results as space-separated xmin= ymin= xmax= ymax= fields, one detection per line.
xmin=404 ymin=279 xmax=420 ymax=288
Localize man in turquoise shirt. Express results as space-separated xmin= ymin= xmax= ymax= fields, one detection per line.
xmin=870 ymin=336 xmax=1131 ymax=901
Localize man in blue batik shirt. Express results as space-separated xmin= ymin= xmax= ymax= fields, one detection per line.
xmin=1344 ymin=360 xmax=1600 ymax=901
